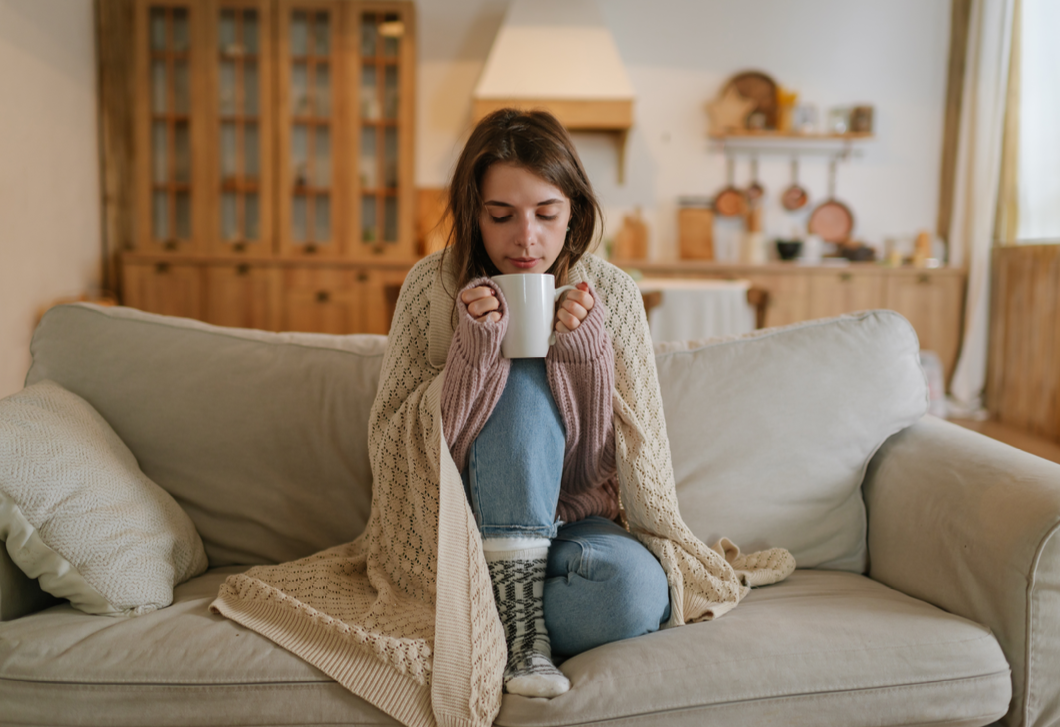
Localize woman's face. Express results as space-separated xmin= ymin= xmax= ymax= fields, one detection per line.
xmin=478 ymin=162 xmax=572 ymax=275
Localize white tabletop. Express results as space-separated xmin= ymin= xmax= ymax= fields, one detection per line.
xmin=636 ymin=277 xmax=755 ymax=342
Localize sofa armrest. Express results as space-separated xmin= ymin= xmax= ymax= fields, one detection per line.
xmin=0 ymin=543 xmax=58 ymax=621
xmin=864 ymin=415 xmax=1060 ymax=727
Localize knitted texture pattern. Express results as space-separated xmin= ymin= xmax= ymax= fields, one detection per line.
xmin=0 ymin=380 xmax=208 ymax=617
xmin=485 ymin=554 xmax=568 ymax=694
xmin=440 ymin=276 xmax=619 ymax=524
xmin=439 ymin=276 xmax=510 ymax=474
xmin=210 ymin=251 xmax=794 ymax=727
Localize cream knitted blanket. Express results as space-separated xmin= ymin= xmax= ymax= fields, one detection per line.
xmin=209 ymin=252 xmax=794 ymax=727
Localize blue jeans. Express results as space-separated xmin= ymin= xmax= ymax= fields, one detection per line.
xmin=462 ymin=359 xmax=671 ymax=657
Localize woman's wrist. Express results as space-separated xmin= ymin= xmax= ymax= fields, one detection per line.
xmin=452 ymin=278 xmax=507 ymax=366
xmin=549 ymin=289 xmax=609 ymax=363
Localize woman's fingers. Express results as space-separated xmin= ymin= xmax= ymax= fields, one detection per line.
xmin=461 ymin=286 xmax=500 ymax=321
xmin=554 ymin=284 xmax=594 ymax=333
xmin=555 ymin=305 xmax=582 ymax=332
xmin=460 ymin=286 xmax=494 ymax=305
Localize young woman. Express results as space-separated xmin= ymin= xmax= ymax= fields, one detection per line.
xmin=435 ymin=108 xmax=672 ymax=697
xmin=213 ymin=108 xmax=790 ymax=727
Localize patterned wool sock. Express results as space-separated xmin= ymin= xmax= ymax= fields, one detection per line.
xmin=483 ymin=537 xmax=570 ymax=698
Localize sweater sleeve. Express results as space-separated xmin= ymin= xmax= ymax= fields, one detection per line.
xmin=440 ymin=277 xmax=511 ymax=473
xmin=545 ymin=283 xmax=617 ymax=501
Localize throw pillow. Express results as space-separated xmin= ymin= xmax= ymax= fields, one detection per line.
xmin=0 ymin=380 xmax=208 ymax=616
xmin=654 ymin=310 xmax=928 ymax=572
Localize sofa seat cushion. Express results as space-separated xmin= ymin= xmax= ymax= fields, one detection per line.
xmin=0 ymin=567 xmax=401 ymax=727
xmin=499 ymin=570 xmax=1011 ymax=727
xmin=0 ymin=570 xmax=1010 ymax=727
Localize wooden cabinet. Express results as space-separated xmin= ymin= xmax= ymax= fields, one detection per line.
xmin=807 ymin=269 xmax=885 ymax=320
xmin=883 ymin=271 xmax=964 ymax=378
xmin=623 ymin=260 xmax=966 ymax=383
xmin=208 ymin=0 xmax=275 ymax=257
xmin=204 ymin=263 xmax=281 ymax=329
xmin=742 ymin=272 xmax=809 ymax=328
xmin=116 ymin=0 xmax=417 ymax=334
xmin=283 ymin=267 xmax=364 ymax=332
xmin=122 ymin=261 xmax=204 ymax=319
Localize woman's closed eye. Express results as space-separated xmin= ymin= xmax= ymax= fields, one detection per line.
xmin=488 ymin=213 xmax=558 ymax=223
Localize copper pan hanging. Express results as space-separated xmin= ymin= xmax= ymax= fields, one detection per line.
xmin=807 ymin=157 xmax=854 ymax=243
xmin=780 ymin=157 xmax=809 ymax=211
xmin=713 ymin=156 xmax=748 ymax=218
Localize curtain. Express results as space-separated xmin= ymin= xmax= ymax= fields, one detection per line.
xmin=947 ymin=0 xmax=1017 ymax=415
xmin=1015 ymin=0 xmax=1060 ymax=242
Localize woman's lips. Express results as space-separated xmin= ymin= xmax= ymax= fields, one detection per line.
xmin=508 ymin=257 xmax=539 ymax=270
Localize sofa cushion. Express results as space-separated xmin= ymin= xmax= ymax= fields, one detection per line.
xmin=0 ymin=380 xmax=207 ymax=616
xmin=0 ymin=567 xmax=401 ymax=726
xmin=0 ymin=570 xmax=1009 ymax=727
xmin=654 ymin=311 xmax=928 ymax=571
xmin=500 ymin=571 xmax=1010 ymax=727
xmin=25 ymin=304 xmax=388 ymax=568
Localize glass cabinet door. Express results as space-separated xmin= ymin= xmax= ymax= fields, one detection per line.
xmin=139 ymin=3 xmax=203 ymax=252
xmin=277 ymin=1 xmax=342 ymax=257
xmin=211 ymin=0 xmax=272 ymax=255
xmin=354 ymin=6 xmax=413 ymax=259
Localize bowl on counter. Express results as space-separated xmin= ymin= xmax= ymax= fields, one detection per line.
xmin=775 ymin=239 xmax=803 ymax=260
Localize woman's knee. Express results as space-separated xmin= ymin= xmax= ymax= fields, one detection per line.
xmin=599 ymin=545 xmax=670 ymax=636
xmin=545 ymin=526 xmax=671 ymax=653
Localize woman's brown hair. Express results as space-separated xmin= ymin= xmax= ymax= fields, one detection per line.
xmin=441 ymin=108 xmax=603 ymax=295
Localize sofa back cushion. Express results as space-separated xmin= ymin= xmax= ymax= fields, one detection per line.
xmin=26 ymin=304 xmax=387 ymax=568
xmin=654 ymin=311 xmax=928 ymax=572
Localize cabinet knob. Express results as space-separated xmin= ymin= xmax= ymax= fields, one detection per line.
xmin=357 ymin=271 xmax=369 ymax=282
xmin=839 ymin=272 xmax=853 ymax=283
xmin=155 ymin=262 xmax=170 ymax=274
xmin=163 ymin=240 xmax=178 ymax=251
xmin=305 ymin=243 xmax=317 ymax=254
xmin=316 ymin=290 xmax=330 ymax=303
xmin=236 ymin=264 xmax=250 ymax=276
xmin=917 ymin=274 xmax=931 ymax=284
xmin=233 ymin=241 xmax=246 ymax=253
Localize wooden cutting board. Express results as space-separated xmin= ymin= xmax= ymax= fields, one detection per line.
xmin=613 ymin=209 xmax=649 ymax=259
xmin=678 ymin=207 xmax=714 ymax=260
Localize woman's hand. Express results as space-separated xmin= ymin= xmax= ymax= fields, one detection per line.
xmin=460 ymin=286 xmax=501 ymax=323
xmin=555 ymin=282 xmax=594 ymax=334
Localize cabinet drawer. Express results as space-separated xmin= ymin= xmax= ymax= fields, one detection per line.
xmin=807 ymin=270 xmax=885 ymax=320
xmin=122 ymin=261 xmax=204 ymax=319
xmin=282 ymin=267 xmax=365 ymax=334
xmin=884 ymin=272 xmax=964 ymax=381
xmin=204 ymin=263 xmax=281 ymax=330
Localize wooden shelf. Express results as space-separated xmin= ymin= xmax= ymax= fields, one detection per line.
xmin=709 ymin=130 xmax=873 ymax=141
xmin=710 ymin=130 xmax=874 ymax=159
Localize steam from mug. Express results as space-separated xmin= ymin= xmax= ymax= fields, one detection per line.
xmin=491 ymin=274 xmax=576 ymax=358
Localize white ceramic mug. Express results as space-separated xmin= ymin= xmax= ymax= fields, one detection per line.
xmin=492 ymin=273 xmax=576 ymax=358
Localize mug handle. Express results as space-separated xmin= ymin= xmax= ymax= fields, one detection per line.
xmin=548 ymin=285 xmax=579 ymax=346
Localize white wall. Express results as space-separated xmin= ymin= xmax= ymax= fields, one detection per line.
xmin=0 ymin=0 xmax=101 ymax=398
xmin=416 ymin=0 xmax=951 ymax=260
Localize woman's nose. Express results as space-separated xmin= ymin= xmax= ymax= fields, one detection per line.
xmin=514 ymin=212 xmax=535 ymax=244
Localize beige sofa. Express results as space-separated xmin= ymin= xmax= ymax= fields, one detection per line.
xmin=2 ymin=301 xmax=1059 ymax=727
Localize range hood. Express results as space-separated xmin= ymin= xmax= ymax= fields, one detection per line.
xmin=472 ymin=0 xmax=635 ymax=179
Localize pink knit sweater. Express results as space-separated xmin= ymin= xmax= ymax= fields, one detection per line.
xmin=440 ymin=277 xmax=619 ymax=524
